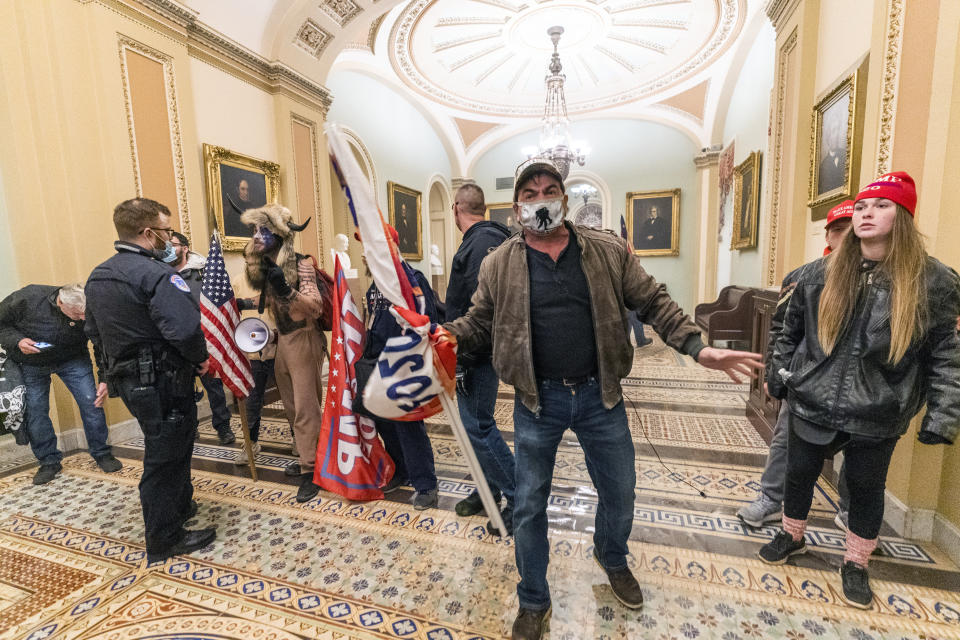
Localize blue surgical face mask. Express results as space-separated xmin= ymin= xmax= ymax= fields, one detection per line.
xmin=149 ymin=229 xmax=178 ymax=263
xmin=159 ymin=241 xmax=177 ymax=263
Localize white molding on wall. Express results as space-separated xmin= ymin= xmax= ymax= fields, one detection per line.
xmin=0 ymin=418 xmax=143 ymax=462
xmin=883 ymin=489 xmax=935 ymax=542
xmin=933 ymin=513 xmax=960 ymax=568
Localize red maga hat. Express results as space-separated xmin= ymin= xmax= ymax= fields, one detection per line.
xmin=825 ymin=200 xmax=854 ymax=229
xmin=855 ymin=171 xmax=917 ymax=215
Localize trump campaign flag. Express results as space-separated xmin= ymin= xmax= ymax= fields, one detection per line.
xmin=313 ymin=257 xmax=395 ymax=500
xmin=325 ymin=122 xmax=506 ymax=531
xmin=325 ymin=123 xmax=455 ymax=421
xmin=200 ymin=234 xmax=254 ymax=398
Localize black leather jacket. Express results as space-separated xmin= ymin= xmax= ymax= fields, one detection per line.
xmin=767 ymin=256 xmax=960 ymax=443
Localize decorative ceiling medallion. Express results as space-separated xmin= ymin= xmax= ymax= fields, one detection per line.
xmin=295 ymin=18 xmax=333 ymax=59
xmin=389 ymin=0 xmax=743 ymax=117
xmin=320 ymin=0 xmax=362 ymax=27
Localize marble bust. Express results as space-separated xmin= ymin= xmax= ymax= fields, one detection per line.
xmin=330 ymin=233 xmax=357 ymax=278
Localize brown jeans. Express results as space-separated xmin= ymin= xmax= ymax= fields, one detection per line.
xmin=275 ymin=326 xmax=326 ymax=472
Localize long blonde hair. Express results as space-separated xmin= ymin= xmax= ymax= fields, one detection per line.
xmin=817 ymin=205 xmax=928 ymax=364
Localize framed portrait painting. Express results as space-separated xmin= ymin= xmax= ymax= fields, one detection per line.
xmin=626 ymin=189 xmax=680 ymax=256
xmin=485 ymin=202 xmax=523 ymax=236
xmin=388 ymin=181 xmax=422 ymax=260
xmin=808 ymin=62 xmax=867 ymax=218
xmin=203 ymin=144 xmax=280 ymax=252
xmin=731 ymin=151 xmax=762 ymax=250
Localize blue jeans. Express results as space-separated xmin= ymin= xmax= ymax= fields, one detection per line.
xmin=22 ymin=357 xmax=111 ymax=464
xmin=512 ymin=378 xmax=635 ymax=611
xmin=199 ymin=374 xmax=232 ymax=435
xmin=457 ymin=361 xmax=515 ymax=503
xmin=377 ymin=419 xmax=437 ymax=493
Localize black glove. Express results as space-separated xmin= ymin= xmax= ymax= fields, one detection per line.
xmin=455 ymin=365 xmax=471 ymax=396
xmin=262 ymin=256 xmax=292 ymax=298
xmin=918 ymin=431 xmax=950 ymax=445
xmin=236 ymin=297 xmax=255 ymax=311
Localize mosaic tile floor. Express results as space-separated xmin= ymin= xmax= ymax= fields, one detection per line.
xmin=2 ymin=330 xmax=959 ymax=639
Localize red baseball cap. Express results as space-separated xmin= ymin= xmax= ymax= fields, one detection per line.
xmin=855 ymin=171 xmax=917 ymax=215
xmin=825 ymin=200 xmax=854 ymax=229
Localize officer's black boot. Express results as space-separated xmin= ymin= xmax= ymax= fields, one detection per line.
xmin=147 ymin=528 xmax=216 ymax=564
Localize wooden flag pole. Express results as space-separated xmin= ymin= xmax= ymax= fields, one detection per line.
xmin=235 ymin=397 xmax=258 ymax=482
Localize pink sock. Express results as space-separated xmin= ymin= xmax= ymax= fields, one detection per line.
xmin=782 ymin=515 xmax=806 ymax=542
xmin=844 ymin=530 xmax=878 ymax=567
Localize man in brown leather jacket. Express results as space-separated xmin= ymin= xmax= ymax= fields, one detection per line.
xmin=444 ymin=158 xmax=764 ymax=640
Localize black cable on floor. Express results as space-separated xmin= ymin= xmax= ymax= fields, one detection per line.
xmin=627 ymin=395 xmax=707 ymax=498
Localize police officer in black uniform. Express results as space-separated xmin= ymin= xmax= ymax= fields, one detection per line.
xmin=85 ymin=198 xmax=216 ymax=563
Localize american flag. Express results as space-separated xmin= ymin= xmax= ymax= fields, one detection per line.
xmin=200 ymin=234 xmax=254 ymax=398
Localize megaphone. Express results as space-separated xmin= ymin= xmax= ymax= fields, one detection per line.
xmin=234 ymin=317 xmax=273 ymax=354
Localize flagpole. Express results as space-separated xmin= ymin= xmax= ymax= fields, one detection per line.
xmin=436 ymin=390 xmax=507 ymax=536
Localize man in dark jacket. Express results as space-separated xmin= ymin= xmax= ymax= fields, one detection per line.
xmin=85 ymin=198 xmax=215 ymax=563
xmin=170 ymin=232 xmax=235 ymax=446
xmin=0 ymin=283 xmax=122 ymax=484
xmin=444 ymin=183 xmax=514 ymax=530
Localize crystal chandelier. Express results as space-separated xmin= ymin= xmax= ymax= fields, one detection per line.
xmin=523 ymin=26 xmax=587 ymax=180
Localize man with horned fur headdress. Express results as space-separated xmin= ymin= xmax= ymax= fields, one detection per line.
xmin=241 ymin=204 xmax=332 ymax=503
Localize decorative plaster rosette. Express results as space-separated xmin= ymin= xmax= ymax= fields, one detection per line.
xmin=389 ymin=0 xmax=743 ymax=117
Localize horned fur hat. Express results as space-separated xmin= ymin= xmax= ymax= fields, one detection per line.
xmin=241 ymin=204 xmax=311 ymax=291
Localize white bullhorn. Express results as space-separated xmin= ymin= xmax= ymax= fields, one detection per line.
xmin=234 ymin=317 xmax=273 ymax=353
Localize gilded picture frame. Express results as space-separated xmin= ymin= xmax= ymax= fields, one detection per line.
xmin=731 ymin=151 xmax=762 ymax=250
xmin=203 ymin=143 xmax=281 ymax=252
xmin=484 ymin=202 xmax=522 ymax=235
xmin=626 ymin=189 xmax=681 ymax=257
xmin=807 ymin=63 xmax=866 ymax=217
xmin=387 ymin=181 xmax=423 ymax=260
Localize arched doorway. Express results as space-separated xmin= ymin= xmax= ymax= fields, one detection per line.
xmin=426 ymin=177 xmax=452 ymax=301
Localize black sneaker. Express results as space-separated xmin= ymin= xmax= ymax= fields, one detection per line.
xmin=456 ymin=489 xmax=501 ymax=516
xmin=284 ymin=462 xmax=302 ymax=477
xmin=33 ymin=463 xmax=62 ymax=485
xmin=412 ymin=488 xmax=438 ymax=510
xmin=758 ymin=530 xmax=806 ymax=564
xmin=296 ymin=473 xmax=320 ymax=503
xmin=382 ymin=474 xmax=407 ymax=494
xmin=511 ymin=606 xmax=550 ymax=640
xmin=217 ymin=429 xmax=236 ymax=445
xmin=487 ymin=502 xmax=514 ymax=537
xmin=147 ymin=528 xmax=216 ymax=564
xmin=94 ymin=453 xmax=122 ymax=473
xmin=840 ymin=561 xmax=873 ymax=609
xmin=593 ymin=550 xmax=643 ymax=609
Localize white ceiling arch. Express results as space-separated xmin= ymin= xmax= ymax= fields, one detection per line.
xmin=177 ymin=0 xmax=768 ymax=174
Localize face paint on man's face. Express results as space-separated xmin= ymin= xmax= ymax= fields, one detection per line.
xmin=253 ymin=226 xmax=279 ymax=252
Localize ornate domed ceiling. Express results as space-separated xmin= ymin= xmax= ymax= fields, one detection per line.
xmin=390 ymin=0 xmax=742 ymax=117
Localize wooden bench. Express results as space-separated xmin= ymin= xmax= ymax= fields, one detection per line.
xmin=694 ymin=285 xmax=757 ymax=347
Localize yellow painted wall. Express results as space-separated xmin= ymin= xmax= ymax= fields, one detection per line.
xmin=0 ymin=0 xmax=332 ymax=437
xmin=814 ymin=0 xmax=874 ymax=97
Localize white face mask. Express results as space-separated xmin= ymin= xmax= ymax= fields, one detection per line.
xmin=518 ymin=198 xmax=566 ymax=234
